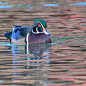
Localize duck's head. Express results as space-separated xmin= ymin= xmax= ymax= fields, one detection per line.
xmin=32 ymin=19 xmax=50 ymax=36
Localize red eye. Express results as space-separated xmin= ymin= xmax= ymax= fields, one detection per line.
xmin=38 ymin=24 xmax=41 ymax=27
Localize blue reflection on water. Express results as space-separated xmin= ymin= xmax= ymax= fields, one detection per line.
xmin=70 ymin=2 xmax=86 ymax=5
xmin=0 ymin=2 xmax=7 ymax=4
xmin=0 ymin=2 xmax=86 ymax=9
xmin=0 ymin=42 xmax=11 ymax=46
xmin=26 ymin=5 xmax=32 ymax=7
xmin=43 ymin=4 xmax=58 ymax=7
xmin=0 ymin=80 xmax=4 ymax=82
xmin=0 ymin=5 xmax=14 ymax=9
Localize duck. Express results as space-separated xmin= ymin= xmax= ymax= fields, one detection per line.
xmin=4 ymin=19 xmax=52 ymax=44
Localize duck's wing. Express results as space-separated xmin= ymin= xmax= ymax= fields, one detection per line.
xmin=4 ymin=25 xmax=33 ymax=41
xmin=4 ymin=31 xmax=12 ymax=40
xmin=18 ymin=26 xmax=32 ymax=37
xmin=4 ymin=26 xmax=33 ymax=40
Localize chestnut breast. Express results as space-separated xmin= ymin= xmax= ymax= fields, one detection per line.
xmin=28 ymin=32 xmax=52 ymax=44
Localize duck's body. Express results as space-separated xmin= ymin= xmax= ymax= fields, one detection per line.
xmin=11 ymin=38 xmax=25 ymax=44
xmin=4 ymin=19 xmax=52 ymax=44
xmin=4 ymin=26 xmax=32 ymax=44
xmin=27 ymin=32 xmax=51 ymax=44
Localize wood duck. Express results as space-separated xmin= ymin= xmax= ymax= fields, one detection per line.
xmin=4 ymin=19 xmax=52 ymax=44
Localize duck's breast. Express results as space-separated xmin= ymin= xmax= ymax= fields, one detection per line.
xmin=28 ymin=33 xmax=52 ymax=44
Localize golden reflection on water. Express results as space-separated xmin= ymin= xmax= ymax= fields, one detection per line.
xmin=1 ymin=0 xmax=86 ymax=86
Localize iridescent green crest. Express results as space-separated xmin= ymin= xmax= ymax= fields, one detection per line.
xmin=33 ymin=19 xmax=47 ymax=28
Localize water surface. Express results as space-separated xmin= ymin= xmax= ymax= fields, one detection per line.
xmin=0 ymin=0 xmax=86 ymax=86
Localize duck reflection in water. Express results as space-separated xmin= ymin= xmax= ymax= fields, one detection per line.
xmin=12 ymin=44 xmax=51 ymax=64
xmin=27 ymin=44 xmax=51 ymax=63
xmin=11 ymin=43 xmax=51 ymax=84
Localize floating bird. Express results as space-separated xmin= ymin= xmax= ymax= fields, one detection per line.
xmin=4 ymin=19 xmax=52 ymax=44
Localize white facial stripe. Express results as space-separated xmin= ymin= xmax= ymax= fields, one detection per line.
xmin=36 ymin=27 xmax=38 ymax=33
xmin=32 ymin=22 xmax=44 ymax=34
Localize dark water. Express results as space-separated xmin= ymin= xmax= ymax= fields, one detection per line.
xmin=0 ymin=0 xmax=86 ymax=86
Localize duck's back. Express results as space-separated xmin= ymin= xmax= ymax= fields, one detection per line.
xmin=4 ymin=26 xmax=33 ymax=44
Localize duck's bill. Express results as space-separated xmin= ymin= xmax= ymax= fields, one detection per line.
xmin=43 ymin=29 xmax=50 ymax=36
